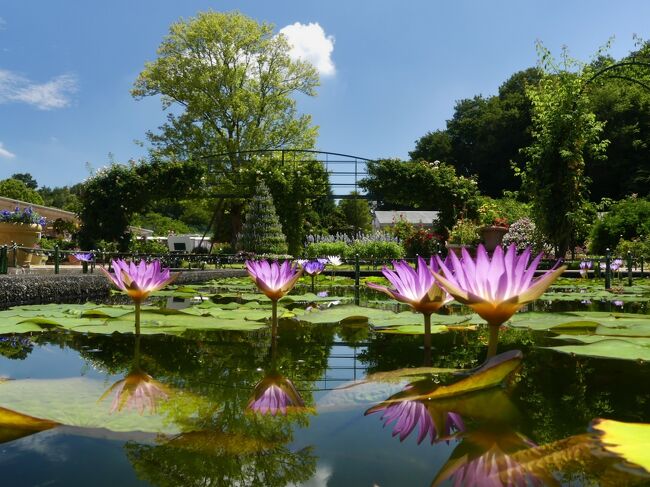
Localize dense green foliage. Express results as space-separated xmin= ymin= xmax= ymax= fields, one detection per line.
xmin=520 ymin=44 xmax=608 ymax=257
xmin=38 ymin=185 xmax=82 ymax=212
xmin=360 ymin=159 xmax=480 ymax=233
xmin=238 ymin=181 xmax=288 ymax=255
xmin=411 ymin=68 xmax=541 ymax=197
xmin=590 ymin=196 xmax=650 ymax=254
xmin=411 ymin=47 xmax=650 ymax=202
xmin=0 ymin=178 xmax=44 ymax=205
xmin=10 ymin=173 xmax=38 ymax=190
xmin=78 ymin=160 xmax=204 ymax=249
xmin=337 ymin=192 xmax=372 ymax=234
xmin=131 ymin=212 xmax=193 ymax=236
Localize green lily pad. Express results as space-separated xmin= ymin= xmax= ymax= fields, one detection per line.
xmin=547 ymin=339 xmax=650 ymax=361
xmin=508 ymin=311 xmax=650 ymax=332
xmin=0 ymin=377 xmax=190 ymax=434
xmin=375 ymin=324 xmax=450 ymax=335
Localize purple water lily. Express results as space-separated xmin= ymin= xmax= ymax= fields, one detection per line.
xmin=247 ymin=373 xmax=306 ymax=416
xmin=579 ymin=260 xmax=592 ymax=278
xmin=101 ymin=259 xmax=176 ymax=335
xmin=100 ymin=370 xmax=171 ymax=415
xmin=432 ymin=244 xmax=565 ymax=358
xmin=246 ymin=260 xmax=302 ymax=337
xmin=72 ymin=252 xmax=93 ymax=262
xmin=449 ymin=445 xmax=543 ymax=487
xmin=367 ymin=256 xmax=452 ymax=315
xmin=246 ymin=260 xmax=302 ymax=301
xmin=611 ymin=258 xmax=623 ymax=272
xmin=303 ymin=260 xmax=327 ymax=276
xmin=101 ymin=259 xmax=176 ymax=303
xmin=367 ymin=256 xmax=453 ymax=350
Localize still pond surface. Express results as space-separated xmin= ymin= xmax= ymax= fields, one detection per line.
xmin=0 ymin=280 xmax=649 ymax=486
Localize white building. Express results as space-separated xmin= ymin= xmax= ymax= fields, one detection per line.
xmin=372 ymin=210 xmax=440 ymax=232
xmin=166 ymin=234 xmax=210 ymax=252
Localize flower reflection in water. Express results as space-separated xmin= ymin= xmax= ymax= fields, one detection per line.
xmin=448 ymin=444 xmax=543 ymax=487
xmin=432 ymin=430 xmax=545 ymax=487
xmin=99 ymin=334 xmax=171 ymax=415
xmin=248 ymin=372 xmax=307 ymax=416
xmin=366 ymin=395 xmax=464 ymax=445
xmin=100 ymin=371 xmax=170 ymax=414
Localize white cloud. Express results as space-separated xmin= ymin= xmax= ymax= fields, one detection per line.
xmin=279 ymin=22 xmax=335 ymax=76
xmin=0 ymin=141 xmax=15 ymax=159
xmin=0 ymin=69 xmax=77 ymax=110
xmin=0 ymin=17 xmax=6 ymax=30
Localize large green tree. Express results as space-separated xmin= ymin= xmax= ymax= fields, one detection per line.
xmin=410 ymin=68 xmax=542 ymax=197
xmin=520 ymin=44 xmax=609 ymax=257
xmin=132 ymin=11 xmax=322 ymax=246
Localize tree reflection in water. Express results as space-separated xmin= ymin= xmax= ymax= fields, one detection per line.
xmin=80 ymin=320 xmax=334 ymax=486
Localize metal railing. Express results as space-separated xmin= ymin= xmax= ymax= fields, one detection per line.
xmin=0 ymin=245 xmax=646 ymax=296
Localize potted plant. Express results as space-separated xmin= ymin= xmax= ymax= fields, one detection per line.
xmin=0 ymin=207 xmax=46 ymax=267
xmin=446 ymin=219 xmax=480 ymax=256
xmin=479 ymin=217 xmax=510 ymax=252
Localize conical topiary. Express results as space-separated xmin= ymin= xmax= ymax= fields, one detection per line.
xmin=238 ymin=181 xmax=288 ymax=255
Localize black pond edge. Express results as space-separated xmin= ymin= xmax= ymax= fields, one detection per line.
xmin=0 ymin=269 xmax=247 ymax=308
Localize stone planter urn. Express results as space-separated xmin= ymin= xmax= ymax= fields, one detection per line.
xmin=479 ymin=225 xmax=509 ymax=252
xmin=0 ymin=222 xmax=42 ymax=266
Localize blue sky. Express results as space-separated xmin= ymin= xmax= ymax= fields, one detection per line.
xmin=1 ymin=1 xmax=650 ymax=187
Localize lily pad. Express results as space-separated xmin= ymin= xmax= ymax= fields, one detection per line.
xmin=375 ymin=324 xmax=450 ymax=335
xmin=0 ymin=406 xmax=60 ymax=444
xmin=413 ymin=350 xmax=523 ymax=400
xmin=591 ymin=418 xmax=650 ymax=475
xmin=0 ymin=378 xmax=182 ymax=434
xmin=546 ymin=340 xmax=650 ymax=361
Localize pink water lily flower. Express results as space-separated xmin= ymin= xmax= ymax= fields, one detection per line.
xmin=433 ymin=244 xmax=565 ymax=327
xmin=367 ymin=256 xmax=452 ymax=315
xmin=303 ymin=260 xmax=327 ymax=276
xmin=245 ymin=260 xmax=302 ymax=301
xmin=101 ymin=259 xmax=176 ymax=303
xmin=432 ymin=244 xmax=565 ymax=358
xmin=72 ymin=252 xmax=93 ymax=262
xmin=247 ymin=373 xmax=306 ymax=416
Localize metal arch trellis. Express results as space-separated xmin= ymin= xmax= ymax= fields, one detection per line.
xmin=199 ymin=149 xmax=373 ymax=200
xmin=196 ymin=149 xmax=375 ymax=246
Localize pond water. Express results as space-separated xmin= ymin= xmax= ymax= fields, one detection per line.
xmin=0 ymin=279 xmax=649 ymax=486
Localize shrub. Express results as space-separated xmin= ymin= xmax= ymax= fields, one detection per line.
xmin=304 ymin=231 xmax=404 ymax=260
xmin=304 ymin=242 xmax=348 ymax=258
xmin=351 ymin=240 xmax=405 ymax=260
xmin=403 ymin=226 xmax=444 ymax=257
xmin=589 ymin=197 xmax=650 ymax=254
xmin=502 ymin=217 xmax=549 ymax=254
xmin=238 ymin=181 xmax=288 ymax=255
xmin=615 ymin=237 xmax=650 ymax=260
xmin=129 ymin=238 xmax=169 ymax=254
xmin=448 ymin=219 xmax=480 ymax=245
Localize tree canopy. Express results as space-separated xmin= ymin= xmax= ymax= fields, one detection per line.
xmin=359 ymin=158 xmax=480 ymax=233
xmin=131 ymin=11 xmax=325 ymax=252
xmin=133 ymin=11 xmax=319 ymax=160
xmin=0 ymin=178 xmax=44 ymax=205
